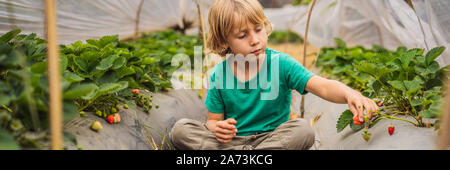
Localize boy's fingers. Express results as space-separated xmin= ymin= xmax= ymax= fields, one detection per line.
xmin=349 ymin=104 xmax=359 ymax=119
xmin=217 ymin=138 xmax=232 ymax=143
xmin=216 ymin=133 xmax=235 ymax=140
xmin=356 ymin=102 xmax=364 ymax=122
xmin=215 ymin=127 xmax=236 ymax=134
xmin=226 ymin=118 xmax=237 ymax=125
xmin=218 ymin=120 xmax=237 ymax=130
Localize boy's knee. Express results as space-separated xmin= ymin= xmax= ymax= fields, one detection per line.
xmin=170 ymin=119 xmax=193 ymax=141
xmin=284 ymin=119 xmax=315 ymax=150
xmin=170 ymin=118 xmax=205 ymax=150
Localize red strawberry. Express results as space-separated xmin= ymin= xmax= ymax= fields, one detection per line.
xmin=132 ymin=89 xmax=140 ymax=94
xmin=106 ymin=115 xmax=115 ymax=124
xmin=353 ymin=116 xmax=363 ymax=125
xmin=388 ymin=125 xmax=395 ymax=135
xmin=377 ymin=100 xmax=383 ymax=107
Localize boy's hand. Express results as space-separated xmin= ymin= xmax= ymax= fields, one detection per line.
xmin=346 ymin=90 xmax=379 ymax=123
xmin=213 ymin=118 xmax=238 ymax=143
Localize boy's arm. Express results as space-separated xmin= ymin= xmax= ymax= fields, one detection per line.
xmin=304 ymin=75 xmax=378 ymax=122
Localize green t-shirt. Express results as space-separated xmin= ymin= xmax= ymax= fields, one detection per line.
xmin=205 ymin=48 xmax=314 ymax=136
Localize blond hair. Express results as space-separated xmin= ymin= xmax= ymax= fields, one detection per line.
xmin=207 ymin=0 xmax=273 ymax=56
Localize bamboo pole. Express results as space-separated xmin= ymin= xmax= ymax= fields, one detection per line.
xmin=300 ymin=0 xmax=317 ymax=118
xmin=135 ymin=0 xmax=145 ymax=39
xmin=44 ymin=0 xmax=62 ymax=150
xmin=196 ymin=1 xmax=208 ymax=99
xmin=375 ymin=25 xmax=384 ymax=48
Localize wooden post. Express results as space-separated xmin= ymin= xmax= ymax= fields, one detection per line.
xmin=300 ymin=0 xmax=317 ymax=118
xmin=44 ymin=0 xmax=62 ymax=150
xmin=135 ymin=0 xmax=145 ymax=39
xmin=196 ymin=1 xmax=208 ymax=99
xmin=375 ymin=25 xmax=384 ymax=48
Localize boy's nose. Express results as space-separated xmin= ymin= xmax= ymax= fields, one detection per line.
xmin=250 ymin=35 xmax=260 ymax=46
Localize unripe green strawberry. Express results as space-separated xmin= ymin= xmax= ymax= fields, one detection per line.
xmin=79 ymin=111 xmax=85 ymax=117
xmin=111 ymin=107 xmax=117 ymax=113
xmin=363 ymin=129 xmax=371 ymax=142
xmin=96 ymin=110 xmax=102 ymax=117
xmin=123 ymin=104 xmax=129 ymax=109
xmin=113 ymin=113 xmax=121 ymax=123
xmin=91 ymin=121 xmax=103 ymax=131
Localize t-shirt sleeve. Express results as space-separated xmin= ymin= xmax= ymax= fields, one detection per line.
xmin=204 ymin=72 xmax=225 ymax=113
xmin=283 ymin=55 xmax=315 ymax=95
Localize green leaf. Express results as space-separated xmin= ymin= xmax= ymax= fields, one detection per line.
xmin=336 ymin=110 xmax=353 ymax=133
xmin=411 ymin=97 xmax=425 ymax=106
xmin=388 ymin=77 xmax=423 ymax=95
xmin=63 ymin=101 xmax=79 ymax=121
xmin=0 ymin=29 xmax=21 ymax=43
xmin=63 ymin=71 xmax=84 ymax=83
xmin=388 ymin=80 xmax=406 ymax=92
xmin=404 ymin=77 xmax=423 ymax=95
xmin=354 ymin=61 xmax=392 ymax=79
xmin=334 ymin=38 xmax=346 ymax=48
xmin=0 ymin=42 xmax=13 ymax=55
xmin=425 ymin=46 xmax=445 ymax=66
xmin=115 ymin=66 xmax=136 ymax=78
xmin=96 ymin=71 xmax=119 ymax=84
xmin=30 ymin=62 xmax=47 ymax=74
xmin=400 ymin=49 xmax=417 ymax=69
xmin=350 ymin=123 xmax=364 ymax=132
xmin=0 ymin=129 xmax=20 ymax=150
xmin=98 ymin=83 xmax=122 ymax=94
xmin=141 ymin=57 xmax=158 ymax=65
xmin=63 ymin=132 xmax=77 ymax=146
xmin=112 ymin=56 xmax=126 ymax=69
xmin=63 ymin=83 xmax=98 ymax=100
xmin=60 ymin=55 xmax=68 ymax=72
xmin=0 ymin=95 xmax=11 ymax=105
xmin=96 ymin=55 xmax=119 ymax=71
xmin=74 ymin=51 xmax=99 ymax=72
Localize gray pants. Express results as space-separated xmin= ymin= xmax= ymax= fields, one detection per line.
xmin=170 ymin=118 xmax=315 ymax=150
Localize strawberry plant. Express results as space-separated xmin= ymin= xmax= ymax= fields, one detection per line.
xmin=0 ymin=29 xmax=88 ymax=149
xmin=315 ymin=38 xmax=373 ymax=91
xmin=0 ymin=28 xmax=201 ymax=149
xmin=319 ymin=38 xmax=449 ymax=142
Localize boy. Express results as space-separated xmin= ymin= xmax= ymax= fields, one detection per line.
xmin=170 ymin=0 xmax=378 ymax=150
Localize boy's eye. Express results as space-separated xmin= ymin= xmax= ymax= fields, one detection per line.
xmin=238 ymin=34 xmax=246 ymax=39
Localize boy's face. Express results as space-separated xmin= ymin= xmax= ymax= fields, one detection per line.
xmin=225 ymin=14 xmax=268 ymax=57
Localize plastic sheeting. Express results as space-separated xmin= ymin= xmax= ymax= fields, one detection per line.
xmin=0 ymin=0 xmax=212 ymax=44
xmin=264 ymin=0 xmax=450 ymax=66
xmin=2 ymin=0 xmax=448 ymax=64
xmin=63 ymin=89 xmax=207 ymax=150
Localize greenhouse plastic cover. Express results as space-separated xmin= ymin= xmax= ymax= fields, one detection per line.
xmin=0 ymin=0 xmax=212 ymax=44
xmin=1 ymin=0 xmax=449 ymax=65
xmin=264 ymin=0 xmax=450 ymax=66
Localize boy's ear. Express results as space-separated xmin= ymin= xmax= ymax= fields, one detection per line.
xmin=220 ymin=43 xmax=228 ymax=50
